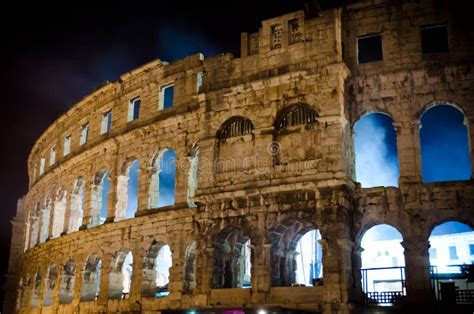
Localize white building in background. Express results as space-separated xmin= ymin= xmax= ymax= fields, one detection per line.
xmin=361 ymin=231 xmax=474 ymax=293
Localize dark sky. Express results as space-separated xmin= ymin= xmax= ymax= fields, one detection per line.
xmin=0 ymin=0 xmax=348 ymax=301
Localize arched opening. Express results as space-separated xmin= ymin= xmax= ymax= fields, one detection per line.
xmin=80 ymin=254 xmax=101 ymax=302
xmin=59 ymin=259 xmax=75 ymax=304
xmin=142 ymin=242 xmax=172 ymax=297
xmin=31 ymin=270 xmax=41 ymax=308
xmin=270 ymin=220 xmax=322 ymax=287
xmin=216 ymin=116 xmax=255 ymax=173
xmin=187 ymin=144 xmax=199 ymax=208
xmin=108 ymin=250 xmax=133 ymax=299
xmin=354 ymin=113 xmax=400 ymax=187
xmin=360 ymin=224 xmax=406 ymax=306
xmin=29 ymin=204 xmax=40 ymax=249
xmin=212 ymin=227 xmax=251 ymax=289
xmin=90 ymin=170 xmax=110 ymax=227
xmin=149 ymin=149 xmax=176 ymax=209
xmin=273 ymin=104 xmax=319 ymax=164
xmin=40 ymin=196 xmax=52 ymax=243
xmin=51 ymin=188 xmax=67 ymax=238
xmin=43 ymin=264 xmax=57 ymax=306
xmin=183 ymin=241 xmax=197 ymax=293
xmin=68 ymin=178 xmax=85 ymax=233
xmin=115 ymin=160 xmax=139 ymax=220
xmin=420 ymin=104 xmax=471 ymax=182
xmin=429 ymin=221 xmax=474 ymax=303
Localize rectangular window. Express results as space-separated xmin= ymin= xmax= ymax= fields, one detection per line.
xmin=196 ymin=72 xmax=204 ymax=92
xmin=429 ymin=248 xmax=437 ymax=259
xmin=79 ymin=123 xmax=89 ymax=146
xmin=63 ymin=135 xmax=71 ymax=156
xmin=100 ymin=110 xmax=112 ymax=134
xmin=470 ymin=244 xmax=474 ymax=255
xmin=271 ymin=24 xmax=283 ymax=49
xmin=357 ymin=33 xmax=383 ymax=64
xmin=159 ymin=84 xmax=174 ymax=110
xmin=391 ymin=256 xmax=398 ymax=267
xmin=39 ymin=157 xmax=45 ymax=175
xmin=288 ymin=18 xmax=301 ymax=44
xmin=421 ymin=24 xmax=448 ymax=54
xmin=449 ymin=246 xmax=458 ymax=260
xmin=49 ymin=147 xmax=56 ymax=166
xmin=128 ymin=97 xmax=141 ymax=122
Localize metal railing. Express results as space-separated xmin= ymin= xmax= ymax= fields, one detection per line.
xmin=361 ymin=266 xmax=406 ymax=307
xmin=430 ymin=264 xmax=474 ymax=304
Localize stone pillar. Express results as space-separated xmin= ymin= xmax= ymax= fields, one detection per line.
xmin=352 ymin=245 xmax=364 ymax=303
xmin=51 ymin=265 xmax=62 ymax=312
xmin=47 ymin=197 xmax=56 ymax=240
xmin=72 ymin=260 xmax=85 ymax=309
xmin=80 ymin=180 xmax=92 ymax=230
xmin=466 ymin=114 xmax=474 ymax=179
xmin=251 ymin=237 xmax=271 ymax=304
xmin=37 ymin=268 xmax=46 ymax=308
xmin=402 ymin=238 xmax=433 ymax=310
xmin=97 ymin=255 xmax=112 ymax=308
xmin=197 ymin=247 xmax=213 ymax=295
xmin=394 ymin=119 xmax=423 ymax=184
xmin=115 ymin=175 xmax=129 ymax=221
xmin=175 ymin=154 xmax=189 ymax=206
xmin=62 ymin=191 xmax=72 ymax=235
xmin=138 ymin=166 xmax=153 ymax=212
xmin=130 ymin=248 xmax=145 ymax=303
xmin=89 ymin=183 xmax=102 ymax=227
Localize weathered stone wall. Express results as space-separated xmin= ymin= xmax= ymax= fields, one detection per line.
xmin=4 ymin=1 xmax=474 ymax=313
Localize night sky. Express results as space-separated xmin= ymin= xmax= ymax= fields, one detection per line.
xmin=0 ymin=0 xmax=471 ymax=305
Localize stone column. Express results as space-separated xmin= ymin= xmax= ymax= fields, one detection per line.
xmin=97 ymin=255 xmax=112 ymax=308
xmin=129 ymin=248 xmax=145 ymax=303
xmin=137 ymin=166 xmax=153 ymax=212
xmin=105 ymin=174 xmax=117 ymax=223
xmin=80 ymin=180 xmax=93 ymax=230
xmin=62 ymin=191 xmax=72 ymax=235
xmin=47 ymin=197 xmax=56 ymax=240
xmin=114 ymin=175 xmax=129 ymax=221
xmin=51 ymin=264 xmax=62 ymax=312
xmin=72 ymin=260 xmax=85 ymax=309
xmin=251 ymin=236 xmax=271 ymax=304
xmin=394 ymin=119 xmax=423 ymax=185
xmin=37 ymin=268 xmax=46 ymax=308
xmin=402 ymin=238 xmax=433 ymax=310
xmin=197 ymin=247 xmax=213 ymax=295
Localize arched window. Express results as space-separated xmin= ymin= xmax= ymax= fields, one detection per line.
xmin=354 ymin=113 xmax=400 ymax=187
xmin=217 ymin=116 xmax=254 ymax=140
xmin=142 ymin=241 xmax=172 ymax=297
xmin=40 ymin=196 xmax=52 ymax=243
xmin=59 ymin=259 xmax=75 ymax=304
xmin=429 ymin=221 xmax=473 ymax=274
xmin=80 ymin=254 xmax=101 ymax=302
xmin=360 ymin=224 xmax=405 ymax=306
xmin=115 ymin=160 xmax=139 ymax=220
xmin=212 ymin=227 xmax=251 ymax=289
xmin=187 ymin=144 xmax=199 ymax=208
xmin=90 ymin=170 xmax=110 ymax=227
xmin=270 ymin=220 xmax=322 ymax=287
xmin=149 ymin=149 xmax=176 ymax=209
xmin=43 ymin=264 xmax=57 ymax=306
xmin=216 ymin=117 xmax=255 ymax=173
xmin=68 ymin=178 xmax=85 ymax=233
xmin=109 ymin=250 xmax=133 ymax=299
xmin=275 ymin=103 xmax=318 ymax=130
xmin=51 ymin=189 xmax=67 ymax=238
xmin=273 ymin=104 xmax=319 ymax=164
xmin=420 ymin=104 xmax=471 ymax=182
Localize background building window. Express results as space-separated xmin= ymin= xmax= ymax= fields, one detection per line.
xmin=100 ymin=111 xmax=112 ymax=134
xmin=449 ymin=246 xmax=458 ymax=260
xmin=421 ymin=24 xmax=448 ymax=54
xmin=79 ymin=123 xmax=89 ymax=146
xmin=429 ymin=248 xmax=437 ymax=259
xmin=357 ymin=33 xmax=383 ymax=64
xmin=470 ymin=244 xmax=474 ymax=255
xmin=127 ymin=97 xmax=141 ymax=122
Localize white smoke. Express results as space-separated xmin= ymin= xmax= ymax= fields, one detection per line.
xmin=354 ymin=114 xmax=399 ymax=188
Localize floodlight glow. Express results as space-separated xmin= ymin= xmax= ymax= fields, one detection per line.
xmin=257 ymin=310 xmax=267 ymax=314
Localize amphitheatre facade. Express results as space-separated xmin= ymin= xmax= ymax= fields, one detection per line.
xmin=4 ymin=0 xmax=474 ymax=313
